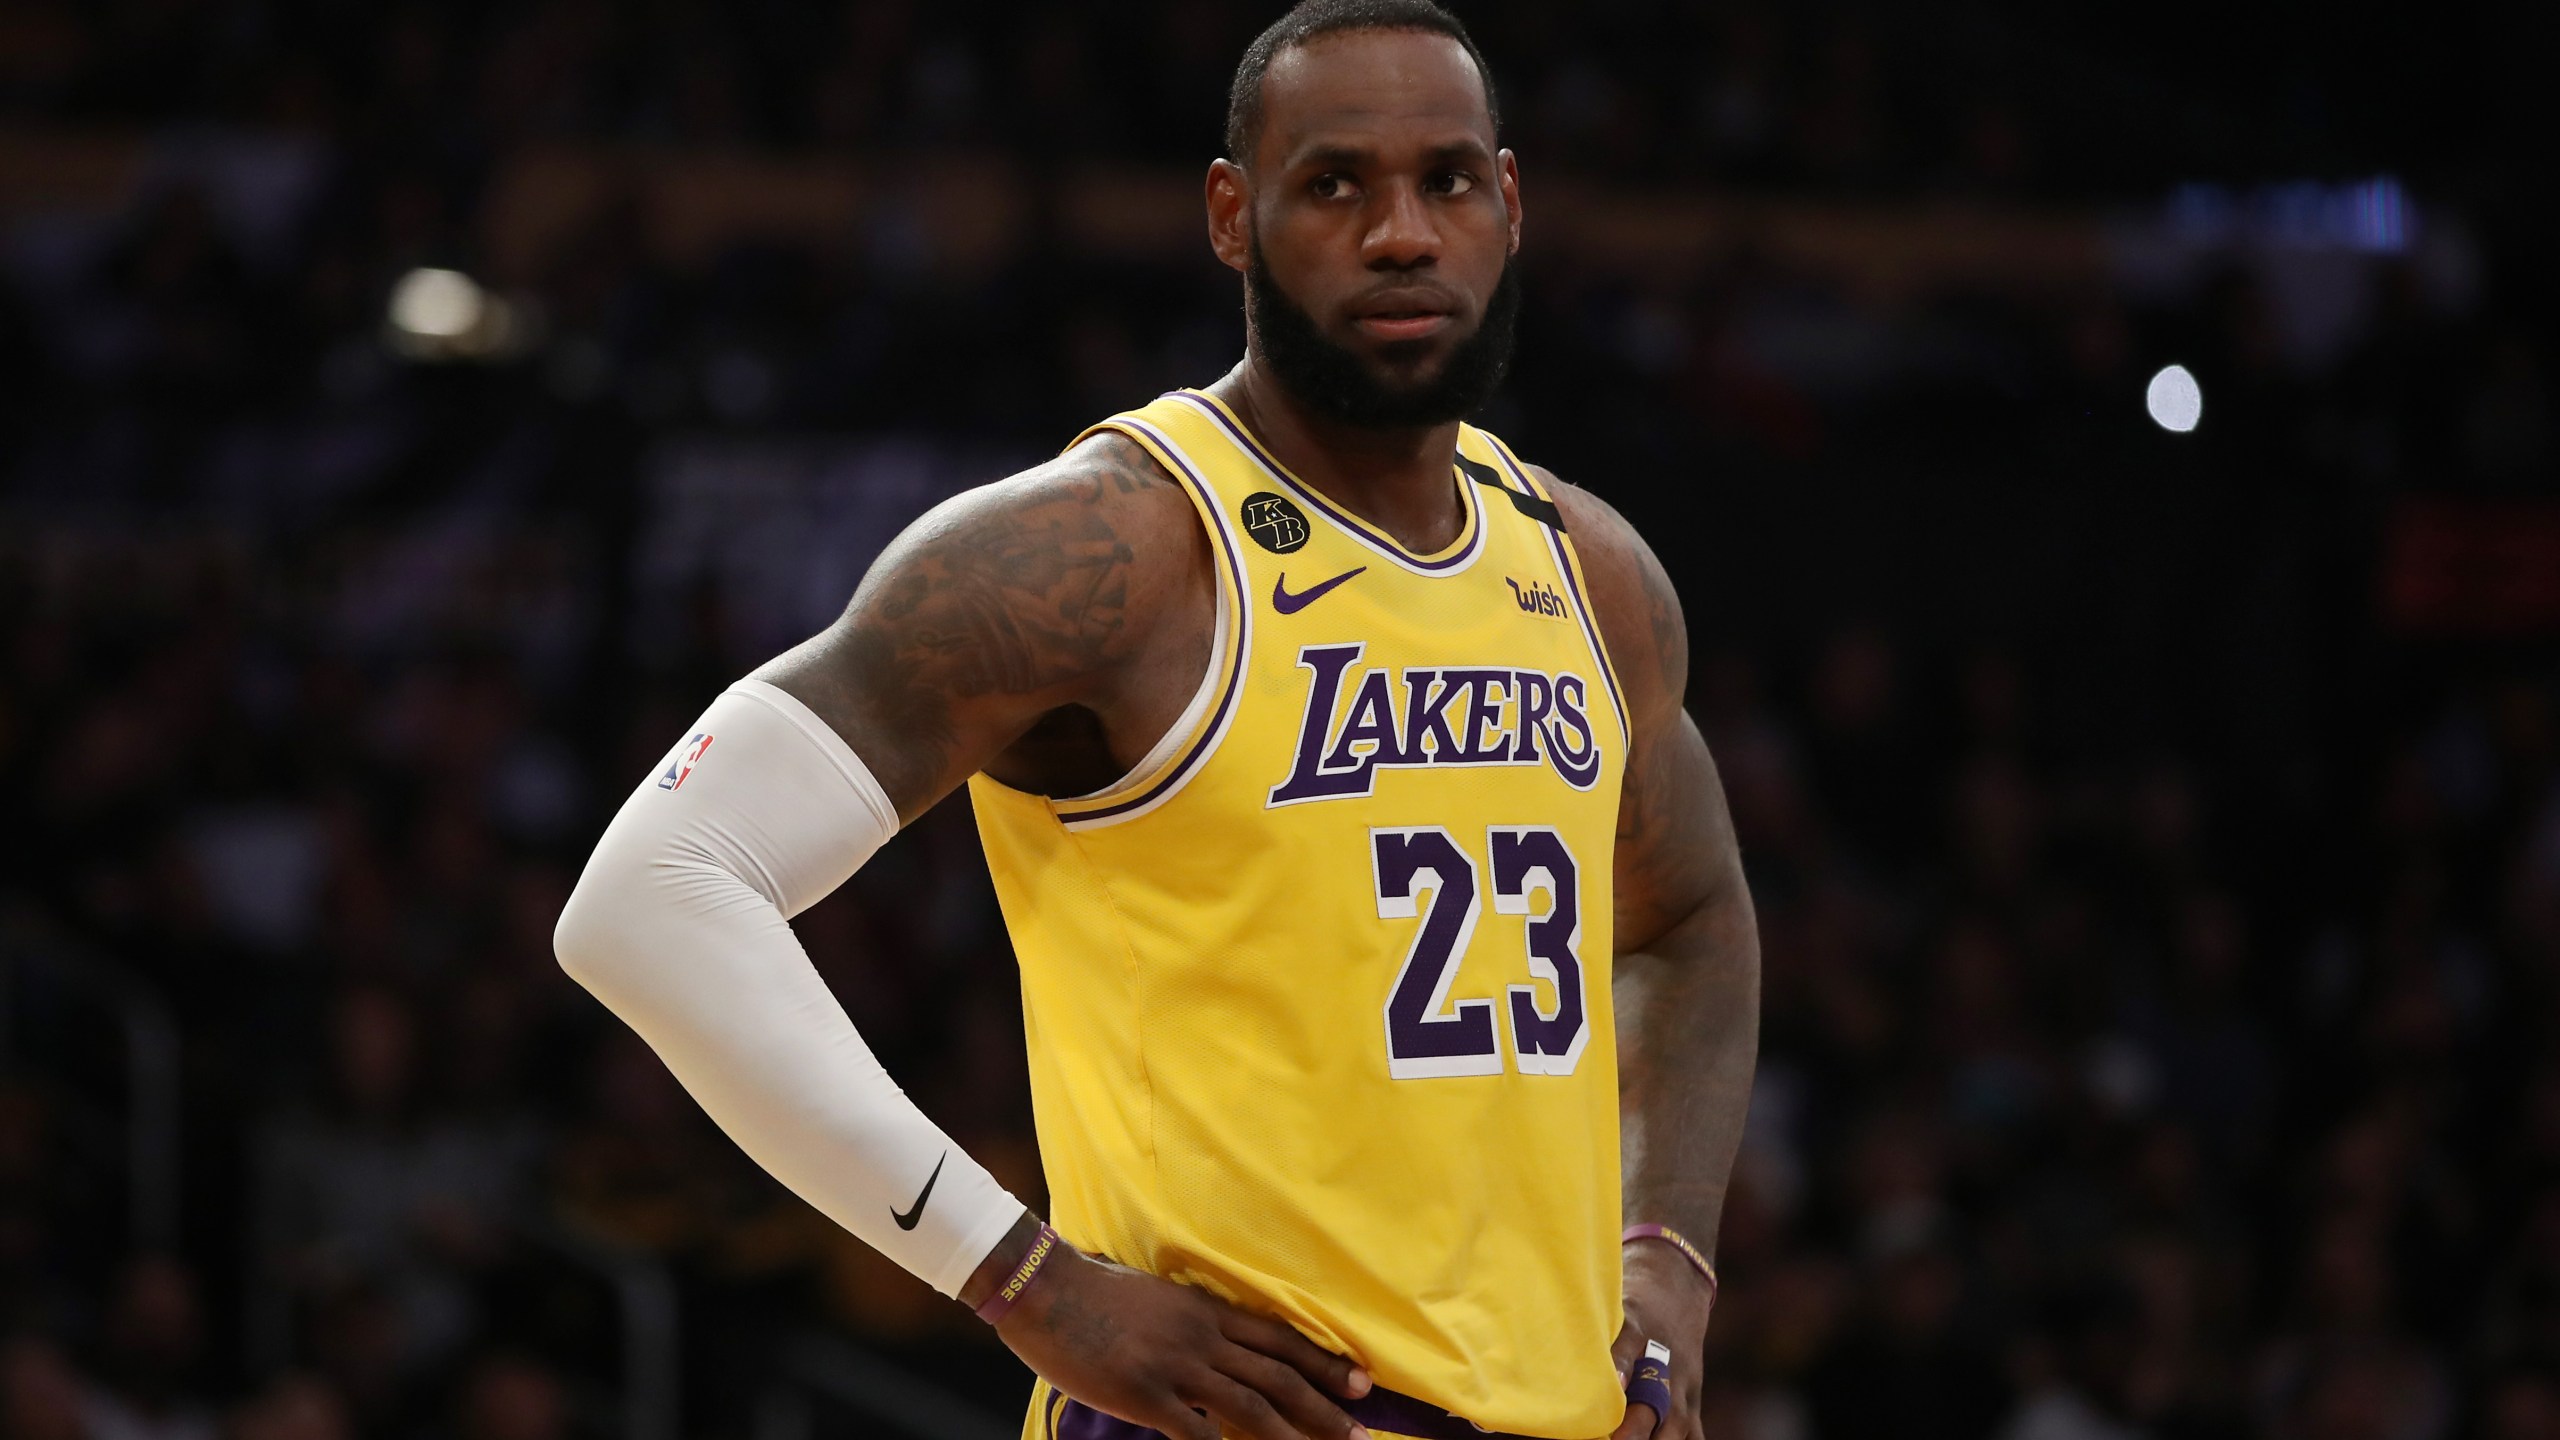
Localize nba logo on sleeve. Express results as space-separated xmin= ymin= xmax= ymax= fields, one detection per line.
xmin=659 ymin=733 xmax=714 ymax=791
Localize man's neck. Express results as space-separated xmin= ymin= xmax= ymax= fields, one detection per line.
xmin=1208 ymin=358 xmax=1468 ymax=555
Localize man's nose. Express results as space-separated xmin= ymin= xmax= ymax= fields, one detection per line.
xmin=1361 ymin=181 xmax=1440 ymax=270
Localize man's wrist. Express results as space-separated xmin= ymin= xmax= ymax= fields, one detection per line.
xmin=1623 ymin=1225 xmax=1719 ymax=1313
xmin=1624 ymin=1225 xmax=1717 ymax=1284
xmin=958 ymin=1209 xmax=1044 ymax=1311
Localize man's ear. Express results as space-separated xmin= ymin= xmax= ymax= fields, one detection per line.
xmin=1499 ymin=148 xmax=1522 ymax=258
xmin=1207 ymin=159 xmax=1252 ymax=274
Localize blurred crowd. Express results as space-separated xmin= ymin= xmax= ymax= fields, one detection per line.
xmin=2 ymin=3 xmax=2556 ymax=1440
xmin=0 ymin=0 xmax=2505 ymax=194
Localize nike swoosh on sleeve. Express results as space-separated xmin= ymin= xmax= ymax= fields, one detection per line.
xmin=1272 ymin=567 xmax=1367 ymax=615
xmin=891 ymin=1152 xmax=946 ymax=1231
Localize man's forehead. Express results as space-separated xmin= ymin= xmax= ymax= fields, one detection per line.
xmin=1259 ymin=29 xmax=1494 ymax=161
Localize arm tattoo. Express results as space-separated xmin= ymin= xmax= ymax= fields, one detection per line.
xmin=763 ymin=433 xmax=1188 ymax=818
xmin=1090 ymin=439 xmax=1173 ymax=494
xmin=869 ymin=506 xmax=1133 ymax=698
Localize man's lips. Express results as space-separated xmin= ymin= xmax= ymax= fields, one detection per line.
xmin=1349 ymin=288 xmax=1461 ymax=344
xmin=1353 ymin=312 xmax=1453 ymax=342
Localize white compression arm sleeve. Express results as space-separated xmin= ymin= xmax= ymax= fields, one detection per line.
xmin=554 ymin=679 xmax=1024 ymax=1297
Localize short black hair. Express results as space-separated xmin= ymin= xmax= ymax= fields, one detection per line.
xmin=1224 ymin=0 xmax=1501 ymax=165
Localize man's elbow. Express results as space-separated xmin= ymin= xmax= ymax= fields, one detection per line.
xmin=553 ymin=837 xmax=744 ymax=1001
xmin=552 ymin=877 xmax=615 ymax=990
xmin=553 ymin=854 xmax=658 ymax=994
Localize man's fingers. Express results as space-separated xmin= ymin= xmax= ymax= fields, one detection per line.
xmin=1217 ymin=1346 xmax=1364 ymax=1440
xmin=1186 ymin=1370 xmax=1312 ymax=1440
xmin=1221 ymin=1309 xmax=1372 ymax=1399
xmin=1609 ymin=1400 xmax=1664 ymax=1440
xmin=1610 ymin=1319 xmax=1672 ymax=1440
xmin=1145 ymin=1402 xmax=1218 ymax=1440
xmin=1607 ymin=1319 xmax=1645 ymax=1384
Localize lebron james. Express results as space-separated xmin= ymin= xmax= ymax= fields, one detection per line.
xmin=557 ymin=4 xmax=1760 ymax=1437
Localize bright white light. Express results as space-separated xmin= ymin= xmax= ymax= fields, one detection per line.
xmin=2146 ymin=364 xmax=2203 ymax=433
xmin=389 ymin=268 xmax=486 ymax=339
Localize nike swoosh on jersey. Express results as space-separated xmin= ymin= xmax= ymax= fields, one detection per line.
xmin=891 ymin=1152 xmax=946 ymax=1231
xmin=1272 ymin=567 xmax=1367 ymax=615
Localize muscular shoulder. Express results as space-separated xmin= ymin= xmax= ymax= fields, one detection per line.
xmin=871 ymin=429 xmax=1202 ymax=651
xmin=761 ymin=430 xmax=1211 ymax=815
xmin=1535 ymin=468 xmax=1687 ymax=728
xmin=905 ymin=428 xmax=1198 ymax=568
xmin=858 ymin=428 xmax=1202 ymax=677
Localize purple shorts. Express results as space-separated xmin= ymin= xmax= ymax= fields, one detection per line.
xmin=1032 ymin=1377 xmax=1653 ymax=1440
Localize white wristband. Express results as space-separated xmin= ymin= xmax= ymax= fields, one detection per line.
xmin=555 ymin=679 xmax=1023 ymax=1296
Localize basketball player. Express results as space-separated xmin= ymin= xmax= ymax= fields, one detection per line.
xmin=554 ymin=3 xmax=1759 ymax=1438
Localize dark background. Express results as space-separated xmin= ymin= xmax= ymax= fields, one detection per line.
xmin=2 ymin=3 xmax=2557 ymax=1439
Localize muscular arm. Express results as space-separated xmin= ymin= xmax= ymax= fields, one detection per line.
xmin=759 ymin=431 xmax=1211 ymax=820
xmin=720 ymin=434 xmax=1368 ymax=1440
xmin=1548 ymin=476 xmax=1761 ymax=1440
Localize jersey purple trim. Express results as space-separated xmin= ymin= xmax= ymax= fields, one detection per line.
xmin=1170 ymin=391 xmax=1486 ymax=575
xmin=1054 ymin=414 xmax=1251 ymax=829
xmin=1488 ymin=443 xmax=1632 ymax=750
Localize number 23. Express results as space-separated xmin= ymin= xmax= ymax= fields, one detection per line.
xmin=1372 ymin=826 xmax=1590 ymax=1079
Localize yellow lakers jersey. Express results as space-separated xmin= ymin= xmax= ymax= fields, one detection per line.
xmin=969 ymin=390 xmax=1630 ymax=1438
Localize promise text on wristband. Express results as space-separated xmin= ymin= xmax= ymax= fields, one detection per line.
xmin=974 ymin=1221 xmax=1063 ymax=1325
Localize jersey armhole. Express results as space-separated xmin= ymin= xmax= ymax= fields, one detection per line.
xmin=1038 ymin=417 xmax=1253 ymax=828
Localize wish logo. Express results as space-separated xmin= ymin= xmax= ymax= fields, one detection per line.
xmin=1506 ymin=576 xmax=1571 ymax=622
xmin=1268 ymin=642 xmax=1602 ymax=806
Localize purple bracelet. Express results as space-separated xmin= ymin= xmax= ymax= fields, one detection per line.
xmin=1623 ymin=1224 xmax=1719 ymax=1304
xmin=973 ymin=1221 xmax=1063 ymax=1326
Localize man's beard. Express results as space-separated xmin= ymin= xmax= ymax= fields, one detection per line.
xmin=1246 ymin=240 xmax=1520 ymax=430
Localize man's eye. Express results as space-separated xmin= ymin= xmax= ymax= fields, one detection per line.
xmin=1311 ymin=174 xmax=1355 ymax=199
xmin=1432 ymin=172 xmax=1478 ymax=196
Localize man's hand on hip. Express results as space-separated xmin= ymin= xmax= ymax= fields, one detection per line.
xmin=993 ymin=1242 xmax=1375 ymax=1440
